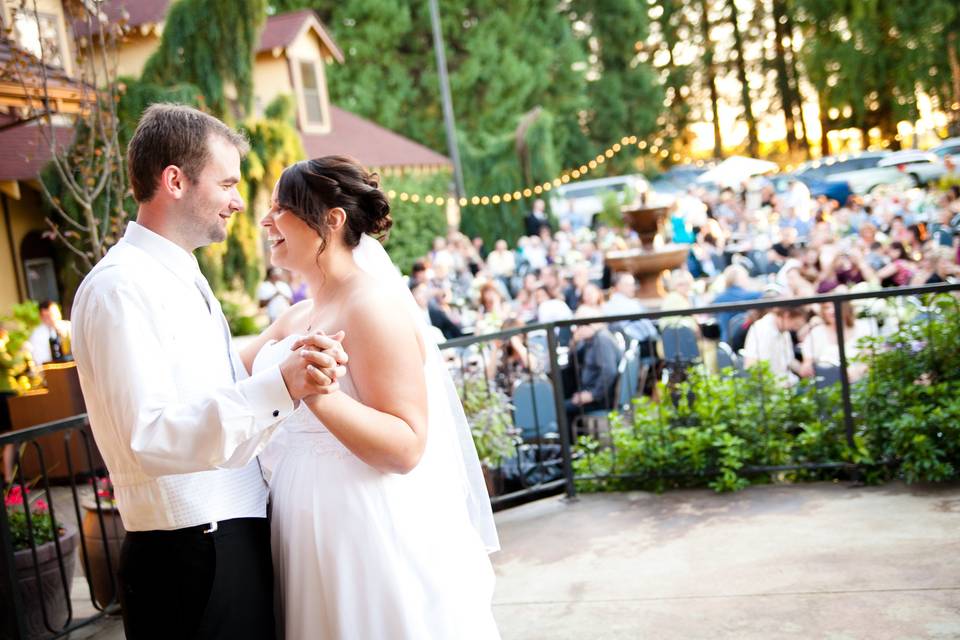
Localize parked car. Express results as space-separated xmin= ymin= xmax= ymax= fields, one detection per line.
xmin=549 ymin=174 xmax=649 ymax=229
xmin=930 ymin=137 xmax=960 ymax=159
xmin=772 ymin=152 xmax=888 ymax=204
xmin=875 ymin=150 xmax=945 ymax=186
xmin=649 ymin=164 xmax=711 ymax=195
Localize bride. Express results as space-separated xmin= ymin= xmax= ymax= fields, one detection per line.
xmin=238 ymin=156 xmax=500 ymax=639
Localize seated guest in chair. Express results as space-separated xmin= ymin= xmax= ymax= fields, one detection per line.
xmin=565 ymin=306 xmax=621 ymax=425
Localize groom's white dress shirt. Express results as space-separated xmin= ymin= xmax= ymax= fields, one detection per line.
xmin=72 ymin=222 xmax=295 ymax=531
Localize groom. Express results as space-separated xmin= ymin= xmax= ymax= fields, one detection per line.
xmin=72 ymin=104 xmax=346 ymax=639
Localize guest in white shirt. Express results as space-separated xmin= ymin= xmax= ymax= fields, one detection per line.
xmin=485 ymin=239 xmax=516 ymax=279
xmin=603 ymin=273 xmax=658 ymax=343
xmin=27 ymin=300 xmax=71 ymax=363
xmin=743 ymin=307 xmax=810 ymax=384
xmin=256 ymin=267 xmax=293 ymax=322
xmin=71 ymin=104 xmax=346 ymax=640
xmin=800 ymin=300 xmax=871 ymax=382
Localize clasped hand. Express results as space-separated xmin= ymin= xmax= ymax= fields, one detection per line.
xmin=279 ymin=331 xmax=348 ymax=401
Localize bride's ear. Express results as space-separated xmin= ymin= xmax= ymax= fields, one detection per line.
xmin=326 ymin=207 xmax=347 ymax=233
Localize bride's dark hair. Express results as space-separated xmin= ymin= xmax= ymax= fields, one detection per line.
xmin=275 ymin=156 xmax=392 ymax=254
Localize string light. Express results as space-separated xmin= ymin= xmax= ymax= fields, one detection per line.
xmin=382 ymin=135 xmax=737 ymax=207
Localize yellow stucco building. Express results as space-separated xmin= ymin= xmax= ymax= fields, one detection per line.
xmin=0 ymin=1 xmax=449 ymax=314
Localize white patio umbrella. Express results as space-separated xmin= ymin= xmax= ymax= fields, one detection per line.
xmin=696 ymin=156 xmax=779 ymax=188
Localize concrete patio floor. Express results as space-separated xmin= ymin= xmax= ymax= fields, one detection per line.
xmin=73 ymin=481 xmax=960 ymax=639
xmin=491 ymin=481 xmax=960 ymax=639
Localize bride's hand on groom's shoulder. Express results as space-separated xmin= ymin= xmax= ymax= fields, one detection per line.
xmin=280 ymin=331 xmax=348 ymax=401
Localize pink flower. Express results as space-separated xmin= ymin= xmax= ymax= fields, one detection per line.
xmin=33 ymin=499 xmax=48 ymax=512
xmin=4 ymin=485 xmax=24 ymax=507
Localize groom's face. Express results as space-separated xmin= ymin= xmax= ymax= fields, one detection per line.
xmin=181 ymin=135 xmax=244 ymax=247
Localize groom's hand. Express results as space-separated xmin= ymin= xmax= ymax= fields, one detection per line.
xmin=280 ymin=331 xmax=348 ymax=401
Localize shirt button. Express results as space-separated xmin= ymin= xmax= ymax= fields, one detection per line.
xmin=272 ymin=410 xmax=280 ymax=417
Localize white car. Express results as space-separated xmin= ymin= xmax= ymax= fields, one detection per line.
xmin=824 ymin=152 xmax=916 ymax=194
xmin=549 ymin=174 xmax=649 ymax=229
xmin=930 ymin=137 xmax=960 ymax=160
xmin=877 ymin=150 xmax=946 ymax=186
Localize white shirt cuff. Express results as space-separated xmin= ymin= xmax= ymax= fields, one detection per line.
xmin=237 ymin=364 xmax=296 ymax=426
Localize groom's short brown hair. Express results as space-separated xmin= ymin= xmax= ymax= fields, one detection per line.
xmin=127 ymin=103 xmax=249 ymax=203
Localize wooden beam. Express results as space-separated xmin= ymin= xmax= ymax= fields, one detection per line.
xmin=0 ymin=181 xmax=21 ymax=200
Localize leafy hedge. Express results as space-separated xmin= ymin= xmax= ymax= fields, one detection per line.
xmin=574 ymin=294 xmax=960 ymax=492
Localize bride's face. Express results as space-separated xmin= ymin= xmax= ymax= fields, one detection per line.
xmin=261 ymin=183 xmax=322 ymax=272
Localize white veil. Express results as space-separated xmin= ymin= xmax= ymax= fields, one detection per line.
xmin=352 ymin=234 xmax=500 ymax=553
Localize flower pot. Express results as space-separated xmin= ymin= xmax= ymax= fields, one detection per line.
xmin=482 ymin=464 xmax=504 ymax=497
xmin=80 ymin=502 xmax=125 ymax=609
xmin=0 ymin=524 xmax=78 ymax=640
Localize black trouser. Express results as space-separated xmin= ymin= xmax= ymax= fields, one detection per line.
xmin=118 ymin=518 xmax=275 ymax=640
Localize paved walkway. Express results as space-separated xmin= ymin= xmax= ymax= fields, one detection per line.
xmin=73 ymin=481 xmax=960 ymax=639
xmin=492 ymin=481 xmax=960 ymax=639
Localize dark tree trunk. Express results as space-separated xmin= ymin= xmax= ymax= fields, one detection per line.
xmin=771 ymin=0 xmax=797 ymax=153
xmin=700 ymin=0 xmax=724 ymax=158
xmin=818 ymin=93 xmax=831 ymax=156
xmin=727 ymin=0 xmax=758 ymax=156
xmin=948 ymin=31 xmax=960 ymax=137
xmin=784 ymin=8 xmax=811 ymax=157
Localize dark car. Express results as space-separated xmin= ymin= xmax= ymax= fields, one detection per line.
xmin=773 ymin=152 xmax=888 ymax=204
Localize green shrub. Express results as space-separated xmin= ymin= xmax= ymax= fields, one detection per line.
xmin=574 ymin=365 xmax=849 ymax=493
xmin=575 ymin=293 xmax=960 ymax=493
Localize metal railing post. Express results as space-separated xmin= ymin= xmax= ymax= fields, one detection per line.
xmin=545 ymin=324 xmax=577 ymax=500
xmin=833 ymin=300 xmax=856 ymax=451
xmin=0 ymin=473 xmax=28 ymax=640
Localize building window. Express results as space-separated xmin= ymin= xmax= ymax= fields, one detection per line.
xmin=298 ymin=60 xmax=325 ymax=127
xmin=24 ymin=257 xmax=59 ymax=303
xmin=13 ymin=11 xmax=64 ymax=68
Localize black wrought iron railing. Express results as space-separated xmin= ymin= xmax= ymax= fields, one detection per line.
xmin=0 ymin=415 xmax=119 ymax=640
xmin=1 ymin=282 xmax=956 ymax=637
xmin=439 ymin=281 xmax=960 ymax=505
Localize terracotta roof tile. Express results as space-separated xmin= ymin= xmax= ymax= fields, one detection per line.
xmin=0 ymin=36 xmax=78 ymax=90
xmin=302 ymin=106 xmax=450 ymax=170
xmin=73 ymin=0 xmax=171 ymax=39
xmin=257 ymin=10 xmax=344 ymax=62
xmin=0 ymin=121 xmax=74 ymax=182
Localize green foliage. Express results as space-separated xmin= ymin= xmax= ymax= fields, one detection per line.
xmin=270 ymin=0 xmax=657 ymax=186
xmin=595 ymin=184 xmax=636 ymax=229
xmin=458 ymin=374 xmax=516 ymax=468
xmin=202 ymin=101 xmax=307 ymax=295
xmin=577 ymin=0 xmax=662 ymax=173
xmin=116 ymin=76 xmax=206 ymax=146
xmin=575 ymin=294 xmax=960 ymax=493
xmin=794 ymin=0 xmax=959 ymax=141
xmin=574 ymin=364 xmax=848 ymax=493
xmin=0 ymin=302 xmax=43 ymax=393
xmin=4 ymin=485 xmax=58 ymax=551
xmin=219 ymin=288 xmax=266 ymax=337
xmin=141 ymin=0 xmax=267 ymax=119
xmin=380 ymin=171 xmax=450 ymax=273
xmin=853 ymin=295 xmax=960 ymax=483
xmin=459 ymin=109 xmax=560 ymax=246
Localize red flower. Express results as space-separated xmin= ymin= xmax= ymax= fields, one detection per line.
xmin=33 ymin=499 xmax=48 ymax=512
xmin=4 ymin=485 xmax=24 ymax=507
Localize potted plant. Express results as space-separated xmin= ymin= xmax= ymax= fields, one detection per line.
xmin=0 ymin=303 xmax=43 ymax=391
xmin=459 ymin=375 xmax=516 ymax=496
xmin=80 ymin=476 xmax=125 ymax=609
xmin=1 ymin=482 xmax=78 ymax=640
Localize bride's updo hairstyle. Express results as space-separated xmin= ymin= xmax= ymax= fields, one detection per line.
xmin=275 ymin=155 xmax=392 ymax=254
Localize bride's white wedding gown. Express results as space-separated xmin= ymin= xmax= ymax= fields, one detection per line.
xmin=254 ymin=335 xmax=500 ymax=640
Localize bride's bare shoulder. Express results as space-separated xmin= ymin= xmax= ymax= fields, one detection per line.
xmin=343 ymin=272 xmax=410 ymax=321
xmin=341 ymin=273 xmax=424 ymax=362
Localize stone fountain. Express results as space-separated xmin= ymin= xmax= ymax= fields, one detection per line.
xmin=604 ymin=201 xmax=688 ymax=300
